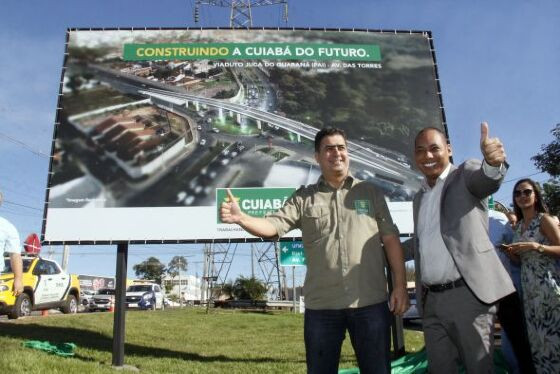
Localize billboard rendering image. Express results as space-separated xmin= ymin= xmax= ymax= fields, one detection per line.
xmin=42 ymin=28 xmax=446 ymax=243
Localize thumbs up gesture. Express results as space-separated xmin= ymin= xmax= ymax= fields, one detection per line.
xmin=480 ymin=122 xmax=506 ymax=166
xmin=220 ymin=189 xmax=243 ymax=224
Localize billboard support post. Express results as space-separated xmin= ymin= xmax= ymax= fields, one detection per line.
xmin=292 ymin=266 xmax=296 ymax=313
xmin=112 ymin=242 xmax=128 ymax=368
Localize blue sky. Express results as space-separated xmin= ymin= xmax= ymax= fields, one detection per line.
xmin=1 ymin=0 xmax=559 ymax=282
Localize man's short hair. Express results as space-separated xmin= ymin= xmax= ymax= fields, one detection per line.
xmin=414 ymin=127 xmax=448 ymax=146
xmin=314 ymin=127 xmax=347 ymax=152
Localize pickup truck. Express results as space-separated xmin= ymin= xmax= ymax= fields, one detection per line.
xmin=0 ymin=255 xmax=80 ymax=319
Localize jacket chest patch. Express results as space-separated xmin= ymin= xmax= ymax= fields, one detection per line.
xmin=354 ymin=199 xmax=371 ymax=215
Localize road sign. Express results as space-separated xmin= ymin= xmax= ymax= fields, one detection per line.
xmin=279 ymin=241 xmax=306 ymax=266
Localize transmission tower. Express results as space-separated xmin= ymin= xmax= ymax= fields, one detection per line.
xmin=251 ymin=242 xmax=283 ymax=300
xmin=194 ymin=0 xmax=288 ymax=28
xmin=202 ymin=242 xmax=238 ymax=310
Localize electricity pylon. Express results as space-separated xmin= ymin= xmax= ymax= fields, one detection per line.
xmin=194 ymin=0 xmax=288 ymax=28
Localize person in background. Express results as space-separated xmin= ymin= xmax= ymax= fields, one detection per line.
xmin=408 ymin=123 xmax=515 ymax=373
xmin=489 ymin=209 xmax=535 ymax=374
xmin=505 ymin=179 xmax=560 ymax=373
xmin=220 ymin=127 xmax=409 ymax=374
xmin=0 ymin=191 xmax=23 ymax=296
xmin=506 ymin=210 xmax=518 ymax=229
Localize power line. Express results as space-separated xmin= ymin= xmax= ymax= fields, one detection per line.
xmin=502 ymin=171 xmax=547 ymax=184
xmin=2 ymin=200 xmax=43 ymax=211
xmin=0 ymin=131 xmax=49 ymax=158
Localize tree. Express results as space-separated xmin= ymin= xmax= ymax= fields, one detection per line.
xmin=532 ymin=124 xmax=560 ymax=216
xmin=219 ymin=281 xmax=234 ymax=300
xmin=232 ymin=276 xmax=267 ymax=300
xmin=133 ymin=257 xmax=166 ymax=285
xmin=167 ymin=256 xmax=188 ymax=307
xmin=167 ymin=256 xmax=188 ymax=278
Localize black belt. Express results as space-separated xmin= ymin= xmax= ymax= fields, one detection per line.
xmin=425 ymin=278 xmax=465 ymax=293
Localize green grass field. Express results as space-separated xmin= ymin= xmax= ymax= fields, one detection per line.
xmin=0 ymin=308 xmax=424 ymax=373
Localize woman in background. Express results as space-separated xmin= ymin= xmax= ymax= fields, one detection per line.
xmin=506 ymin=178 xmax=560 ymax=373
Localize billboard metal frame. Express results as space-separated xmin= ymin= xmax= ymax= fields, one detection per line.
xmin=41 ymin=27 xmax=450 ymax=246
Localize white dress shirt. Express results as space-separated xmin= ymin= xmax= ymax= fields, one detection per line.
xmin=418 ymin=163 xmax=461 ymax=285
xmin=418 ymin=161 xmax=504 ymax=285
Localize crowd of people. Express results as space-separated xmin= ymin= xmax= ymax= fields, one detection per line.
xmin=221 ymin=123 xmax=560 ymax=374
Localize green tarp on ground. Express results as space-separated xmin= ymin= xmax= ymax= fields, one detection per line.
xmin=338 ymin=348 xmax=510 ymax=374
xmin=23 ymin=340 xmax=77 ymax=357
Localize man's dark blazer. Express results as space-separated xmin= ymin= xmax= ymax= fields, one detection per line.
xmin=410 ymin=160 xmax=515 ymax=314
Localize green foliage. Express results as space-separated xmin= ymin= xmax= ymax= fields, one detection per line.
xmin=542 ymin=180 xmax=560 ymax=217
xmin=232 ymin=276 xmax=268 ymax=301
xmin=532 ymin=124 xmax=560 ymax=177
xmin=213 ymin=88 xmax=237 ymax=99
xmin=66 ymin=75 xmax=83 ymax=94
xmin=268 ymin=66 xmax=440 ymax=160
xmin=532 ymin=124 xmax=560 ymax=216
xmin=164 ymin=282 xmax=174 ymax=294
xmin=132 ymin=256 xmax=166 ymax=285
xmin=220 ymin=281 xmax=235 ymax=299
xmin=167 ymin=256 xmax=188 ymax=279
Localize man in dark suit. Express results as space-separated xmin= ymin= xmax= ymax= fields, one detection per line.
xmin=410 ymin=123 xmax=515 ymax=373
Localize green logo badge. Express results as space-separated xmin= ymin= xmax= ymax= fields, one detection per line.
xmin=216 ymin=187 xmax=295 ymax=223
xmin=354 ymin=200 xmax=371 ymax=215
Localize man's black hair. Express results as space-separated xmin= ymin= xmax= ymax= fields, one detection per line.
xmin=414 ymin=127 xmax=448 ymax=146
xmin=314 ymin=127 xmax=347 ymax=152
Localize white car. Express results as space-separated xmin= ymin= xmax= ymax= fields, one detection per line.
xmin=125 ymin=284 xmax=165 ymax=310
xmin=199 ymin=139 xmax=207 ymax=146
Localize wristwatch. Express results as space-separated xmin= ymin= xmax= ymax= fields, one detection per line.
xmin=537 ymin=245 xmax=545 ymax=253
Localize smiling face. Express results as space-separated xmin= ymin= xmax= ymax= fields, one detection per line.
xmin=513 ymin=181 xmax=536 ymax=211
xmin=414 ymin=129 xmax=452 ymax=187
xmin=314 ymin=134 xmax=349 ymax=181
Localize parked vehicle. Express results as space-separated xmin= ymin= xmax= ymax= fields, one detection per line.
xmin=126 ymin=284 xmax=164 ymax=310
xmin=80 ymin=289 xmax=95 ymax=307
xmin=403 ymin=289 xmax=420 ymax=321
xmin=0 ymin=255 xmax=80 ymax=319
xmin=88 ymin=288 xmax=116 ymax=312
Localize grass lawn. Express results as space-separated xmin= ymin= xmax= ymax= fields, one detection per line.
xmin=0 ymin=308 xmax=424 ymax=373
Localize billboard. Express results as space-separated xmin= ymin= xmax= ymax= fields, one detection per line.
xmin=42 ymin=28 xmax=447 ymax=244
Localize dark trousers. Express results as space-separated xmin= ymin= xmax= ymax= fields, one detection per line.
xmin=497 ymin=291 xmax=536 ymax=374
xmin=304 ymin=302 xmax=391 ymax=374
xmin=423 ymin=285 xmax=496 ymax=374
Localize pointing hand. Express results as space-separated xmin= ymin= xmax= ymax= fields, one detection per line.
xmin=480 ymin=122 xmax=506 ymax=166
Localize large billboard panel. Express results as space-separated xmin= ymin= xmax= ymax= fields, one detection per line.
xmin=42 ymin=28 xmax=446 ymax=243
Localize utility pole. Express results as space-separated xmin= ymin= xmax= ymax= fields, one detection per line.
xmin=194 ymin=0 xmax=288 ymax=28
xmin=61 ymin=245 xmax=70 ymax=271
xmin=251 ymin=244 xmax=254 ymax=278
xmin=178 ymin=257 xmax=183 ymax=308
